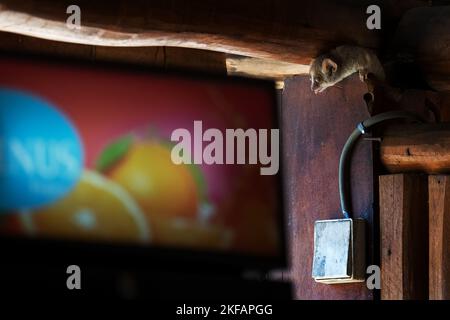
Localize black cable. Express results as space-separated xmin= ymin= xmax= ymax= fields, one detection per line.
xmin=339 ymin=111 xmax=424 ymax=219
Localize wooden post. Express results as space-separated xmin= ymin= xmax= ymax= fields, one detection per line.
xmin=379 ymin=174 xmax=428 ymax=300
xmin=428 ymin=175 xmax=450 ymax=300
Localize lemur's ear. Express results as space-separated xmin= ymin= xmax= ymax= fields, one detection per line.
xmin=321 ymin=58 xmax=338 ymax=76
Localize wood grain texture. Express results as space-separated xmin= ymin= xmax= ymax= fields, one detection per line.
xmin=394 ymin=6 xmax=450 ymax=91
xmin=226 ymin=55 xmax=308 ymax=81
xmin=0 ymin=31 xmax=227 ymax=74
xmin=0 ymin=0 xmax=383 ymax=64
xmin=0 ymin=0 xmax=430 ymax=81
xmin=428 ymin=175 xmax=450 ymax=300
xmin=365 ymin=75 xmax=441 ymax=121
xmin=380 ymin=123 xmax=450 ymax=174
xmin=281 ymin=74 xmax=373 ymax=299
xmin=0 ymin=31 xmax=306 ymax=80
xmin=379 ymin=174 xmax=428 ymax=300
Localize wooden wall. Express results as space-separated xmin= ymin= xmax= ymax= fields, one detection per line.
xmin=378 ymin=173 xmax=450 ymax=300
xmin=281 ymin=75 xmax=374 ymax=299
xmin=429 ymin=175 xmax=450 ymax=300
xmin=0 ymin=32 xmax=378 ymax=299
xmin=1 ymin=0 xmax=449 ymax=300
xmin=379 ymin=174 xmax=429 ymax=300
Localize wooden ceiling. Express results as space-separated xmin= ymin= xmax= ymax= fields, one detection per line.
xmin=2 ymin=0 xmax=447 ymax=90
xmin=0 ymin=0 xmax=384 ymax=63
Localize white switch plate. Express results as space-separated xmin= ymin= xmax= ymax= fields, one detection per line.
xmin=312 ymin=218 xmax=366 ymax=284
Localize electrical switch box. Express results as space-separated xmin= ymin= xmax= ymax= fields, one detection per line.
xmin=312 ymin=218 xmax=366 ymax=284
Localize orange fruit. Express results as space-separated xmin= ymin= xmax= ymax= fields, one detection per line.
xmin=18 ymin=170 xmax=150 ymax=244
xmin=105 ymin=142 xmax=199 ymax=220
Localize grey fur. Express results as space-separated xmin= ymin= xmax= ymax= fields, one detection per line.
xmin=309 ymin=45 xmax=385 ymax=94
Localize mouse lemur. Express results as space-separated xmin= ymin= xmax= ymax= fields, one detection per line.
xmin=309 ymin=45 xmax=385 ymax=94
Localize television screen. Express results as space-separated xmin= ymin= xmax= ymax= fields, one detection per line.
xmin=0 ymin=54 xmax=284 ymax=265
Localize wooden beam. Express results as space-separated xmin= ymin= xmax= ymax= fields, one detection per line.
xmin=0 ymin=31 xmax=309 ymax=81
xmin=0 ymin=0 xmax=382 ymax=65
xmin=428 ymin=175 xmax=450 ymax=300
xmin=394 ymin=6 xmax=450 ymax=91
xmin=0 ymin=31 xmax=229 ymax=74
xmin=380 ymin=123 xmax=450 ymax=174
xmin=379 ymin=174 xmax=428 ymax=300
xmin=225 ymin=55 xmax=308 ymax=80
xmin=0 ymin=1 xmax=429 ymax=80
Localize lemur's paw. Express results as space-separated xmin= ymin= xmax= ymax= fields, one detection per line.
xmin=359 ymin=69 xmax=369 ymax=82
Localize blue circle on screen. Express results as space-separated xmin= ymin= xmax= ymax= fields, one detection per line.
xmin=0 ymin=88 xmax=84 ymax=211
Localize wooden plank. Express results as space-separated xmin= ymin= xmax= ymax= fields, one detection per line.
xmin=226 ymin=55 xmax=308 ymax=80
xmin=0 ymin=31 xmax=305 ymax=80
xmin=379 ymin=174 xmax=428 ymax=300
xmin=428 ymin=175 xmax=450 ymax=300
xmin=394 ymin=6 xmax=450 ymax=91
xmin=0 ymin=31 xmax=227 ymax=75
xmin=95 ymin=46 xmax=228 ymax=74
xmin=0 ymin=1 xmax=430 ymax=80
xmin=380 ymin=123 xmax=450 ymax=174
xmin=281 ymin=74 xmax=373 ymax=299
xmin=0 ymin=29 xmax=94 ymax=59
xmin=0 ymin=0 xmax=383 ymax=65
